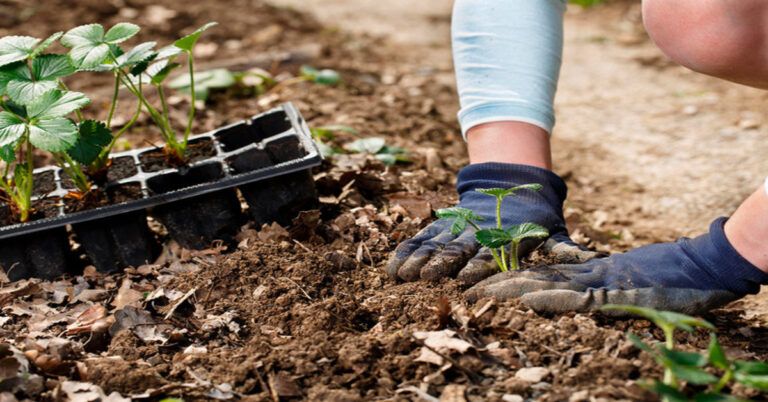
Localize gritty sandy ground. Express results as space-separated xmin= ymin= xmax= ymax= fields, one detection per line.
xmin=267 ymin=0 xmax=768 ymax=319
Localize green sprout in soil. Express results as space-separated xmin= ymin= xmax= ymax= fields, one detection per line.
xmin=435 ymin=184 xmax=549 ymax=272
xmin=344 ymin=137 xmax=410 ymax=165
xmin=61 ymin=21 xmax=218 ymax=163
xmin=169 ymin=67 xmax=277 ymax=101
xmin=603 ymin=304 xmax=768 ymax=401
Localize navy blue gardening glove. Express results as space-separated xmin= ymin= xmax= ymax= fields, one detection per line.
xmin=386 ymin=162 xmax=598 ymax=284
xmin=466 ymin=218 xmax=768 ymax=315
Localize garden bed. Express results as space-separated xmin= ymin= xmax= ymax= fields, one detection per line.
xmin=0 ymin=1 xmax=767 ymax=402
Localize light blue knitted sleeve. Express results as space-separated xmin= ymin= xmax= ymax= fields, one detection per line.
xmin=452 ymin=0 xmax=566 ymax=138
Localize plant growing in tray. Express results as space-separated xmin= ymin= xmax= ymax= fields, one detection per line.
xmin=0 ymin=23 xmax=322 ymax=280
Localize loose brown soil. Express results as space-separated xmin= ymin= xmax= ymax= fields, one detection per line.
xmin=1 ymin=0 xmax=767 ymax=401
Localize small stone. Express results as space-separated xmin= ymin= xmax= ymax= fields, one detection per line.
xmin=682 ymin=105 xmax=698 ymax=116
xmin=514 ymin=367 xmax=550 ymax=383
xmin=569 ymin=390 xmax=589 ymax=402
xmin=502 ymin=395 xmax=524 ymax=402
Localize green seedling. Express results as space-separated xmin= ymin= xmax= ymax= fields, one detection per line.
xmin=603 ymin=305 xmax=768 ymax=401
xmin=309 ymin=125 xmax=357 ymax=158
xmin=61 ymin=21 xmax=218 ymax=163
xmin=435 ymin=184 xmax=549 ymax=272
xmin=299 ymin=65 xmax=341 ymax=86
xmin=0 ymin=33 xmax=92 ymax=220
xmin=475 ymin=185 xmax=548 ymax=271
xmin=344 ymin=137 xmax=410 ymax=165
xmin=169 ymin=68 xmax=277 ymax=100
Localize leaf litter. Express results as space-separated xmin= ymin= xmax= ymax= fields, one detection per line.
xmin=0 ymin=0 xmax=766 ymax=400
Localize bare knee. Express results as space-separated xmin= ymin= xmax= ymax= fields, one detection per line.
xmin=642 ymin=0 xmax=768 ymax=88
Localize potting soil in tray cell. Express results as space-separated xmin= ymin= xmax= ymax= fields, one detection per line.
xmin=147 ymin=162 xmax=243 ymax=249
xmin=138 ymin=138 xmax=217 ymax=173
xmin=266 ymin=136 xmax=308 ymax=162
xmin=32 ymin=170 xmax=57 ymax=197
xmin=215 ymin=110 xmax=292 ymax=152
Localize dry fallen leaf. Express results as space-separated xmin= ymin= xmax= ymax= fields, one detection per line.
xmin=112 ymin=279 xmax=144 ymax=310
xmin=413 ymin=330 xmax=473 ymax=354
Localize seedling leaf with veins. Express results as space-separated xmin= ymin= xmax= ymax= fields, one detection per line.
xmin=473 ymin=184 xmax=548 ymax=271
xmin=602 ymin=305 xmax=768 ymax=401
xmin=435 ymin=207 xmax=485 ymax=236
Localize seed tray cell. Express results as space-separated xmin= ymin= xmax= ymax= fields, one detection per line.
xmin=0 ymin=102 xmax=322 ymax=241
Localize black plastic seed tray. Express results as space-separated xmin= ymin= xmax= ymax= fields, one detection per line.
xmin=0 ymin=102 xmax=321 ymax=240
xmin=0 ymin=102 xmax=322 ymax=279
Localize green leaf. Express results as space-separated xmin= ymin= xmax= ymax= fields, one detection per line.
xmin=734 ymin=360 xmax=768 ymax=375
xmin=0 ymin=112 xmax=26 ymax=148
xmin=435 ymin=207 xmax=483 ymax=222
xmin=0 ymin=56 xmax=74 ymax=104
xmin=708 ymin=335 xmax=729 ymax=370
xmin=114 ymin=41 xmax=156 ymax=69
xmin=67 ymin=120 xmax=112 ymax=165
xmin=0 ymin=36 xmax=38 ymax=67
xmin=30 ymin=32 xmax=63 ymax=59
xmin=450 ymin=219 xmax=467 ymax=236
xmin=476 ymin=228 xmax=513 ymax=248
xmin=61 ymin=24 xmax=111 ymax=69
xmin=28 ymin=117 xmax=78 ymax=152
xmin=27 ymin=90 xmax=90 ymax=119
xmin=316 ymin=140 xmax=337 ymax=158
xmin=311 ymin=125 xmax=358 ymax=141
xmin=156 ymin=45 xmax=183 ymax=61
xmin=345 ymin=137 xmax=386 ymax=154
xmin=734 ymin=372 xmax=768 ymax=390
xmin=0 ymin=144 xmax=14 ymax=163
xmin=147 ymin=60 xmax=180 ymax=85
xmin=167 ymin=68 xmax=235 ymax=100
xmin=376 ymin=153 xmax=397 ymax=166
xmin=660 ymin=348 xmax=709 ymax=368
xmin=668 ymin=364 xmax=719 ymax=385
xmin=174 ymin=22 xmax=218 ymax=52
xmin=33 ymin=54 xmax=76 ymax=81
xmin=300 ymin=65 xmax=341 ymax=85
xmin=477 ymin=184 xmax=543 ymax=199
xmin=436 ymin=207 xmax=484 ymax=235
xmin=694 ymin=394 xmax=749 ymax=402
xmin=507 ymin=222 xmax=549 ymax=243
xmin=627 ymin=333 xmax=656 ymax=354
xmin=641 ymin=380 xmax=688 ymax=402
xmin=314 ymin=69 xmax=340 ymax=85
xmin=601 ymin=305 xmax=714 ymax=332
xmin=103 ymin=23 xmax=140 ymax=44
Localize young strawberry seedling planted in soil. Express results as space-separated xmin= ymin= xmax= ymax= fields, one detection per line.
xmin=604 ymin=305 xmax=768 ymax=401
xmin=436 ymin=184 xmax=550 ymax=272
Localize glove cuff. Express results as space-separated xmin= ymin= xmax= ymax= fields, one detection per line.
xmin=687 ymin=217 xmax=768 ymax=296
xmin=456 ymin=162 xmax=567 ymax=201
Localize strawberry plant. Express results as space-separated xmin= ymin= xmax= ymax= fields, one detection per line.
xmin=60 ymin=21 xmax=218 ymax=164
xmin=603 ymin=305 xmax=768 ymax=401
xmin=436 ymin=184 xmax=549 ymax=272
xmin=0 ymin=33 xmax=91 ymax=221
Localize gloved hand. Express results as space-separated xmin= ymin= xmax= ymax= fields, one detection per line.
xmin=386 ymin=162 xmax=597 ymax=284
xmin=466 ymin=218 xmax=768 ymax=315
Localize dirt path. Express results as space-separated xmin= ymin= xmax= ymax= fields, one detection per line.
xmin=267 ymin=0 xmax=768 ymax=319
